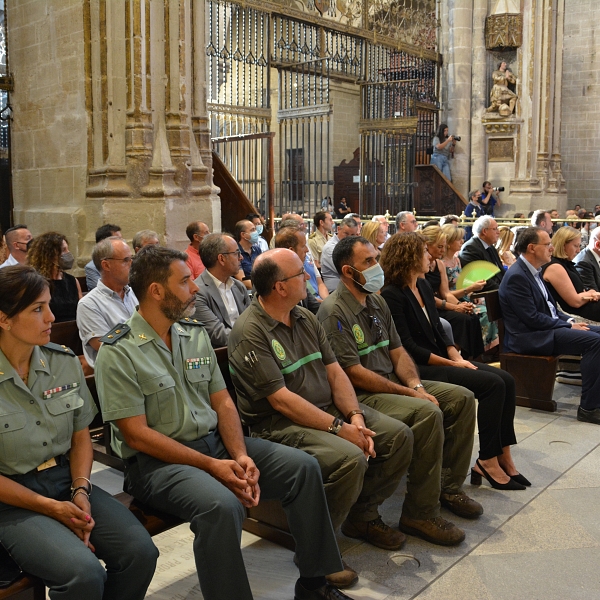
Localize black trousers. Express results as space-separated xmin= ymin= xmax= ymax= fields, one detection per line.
xmin=419 ymin=362 xmax=517 ymax=460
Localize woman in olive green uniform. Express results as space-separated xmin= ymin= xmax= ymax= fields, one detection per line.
xmin=0 ymin=266 xmax=158 ymax=600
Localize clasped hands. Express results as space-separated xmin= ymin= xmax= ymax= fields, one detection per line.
xmin=338 ymin=416 xmax=376 ymax=460
xmin=209 ymin=456 xmax=261 ymax=508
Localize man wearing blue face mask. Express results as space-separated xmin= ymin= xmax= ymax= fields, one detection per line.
xmin=246 ymin=213 xmax=269 ymax=252
xmin=235 ymin=219 xmax=263 ymax=290
xmin=317 ymin=236 xmax=480 ymax=547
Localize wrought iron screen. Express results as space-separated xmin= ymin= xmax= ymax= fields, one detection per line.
xmin=277 ymin=57 xmax=332 ymax=217
xmin=206 ymin=0 xmax=440 ymax=219
xmin=0 ymin=0 xmax=11 ymax=233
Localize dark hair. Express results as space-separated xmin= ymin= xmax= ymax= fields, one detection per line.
xmin=435 ymin=123 xmax=448 ymax=141
xmin=251 ymin=257 xmax=282 ymax=298
xmin=483 ymin=181 xmax=491 ymax=187
xmin=200 ymin=233 xmax=233 ymax=269
xmin=380 ymin=232 xmax=426 ymax=288
xmin=95 ymin=223 xmax=121 ymax=244
xmin=332 ymin=235 xmax=369 ymax=275
xmin=514 ymin=227 xmax=542 ymax=255
xmin=274 ymin=227 xmax=302 ymax=251
xmin=4 ymin=225 xmax=29 ymax=247
xmin=245 ymin=213 xmax=261 ymax=222
xmin=531 ymin=209 xmax=551 ymax=227
xmin=185 ymin=221 xmax=201 ymax=242
xmin=0 ymin=265 xmax=49 ymax=319
xmin=422 ymin=219 xmax=439 ymax=229
xmin=234 ymin=220 xmax=251 ymax=242
xmin=313 ymin=211 xmax=328 ymax=228
xmin=129 ymin=245 xmax=188 ymax=301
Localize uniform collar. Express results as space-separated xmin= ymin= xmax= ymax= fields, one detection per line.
xmin=335 ymin=280 xmax=374 ymax=316
xmin=128 ymin=309 xmax=193 ymax=350
xmin=0 ymin=345 xmax=50 ymax=384
xmin=251 ymin=296 xmax=306 ymax=332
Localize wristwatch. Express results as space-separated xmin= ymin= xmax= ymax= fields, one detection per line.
xmin=328 ymin=417 xmax=344 ymax=435
xmin=346 ymin=409 xmax=365 ymax=422
xmin=413 ymin=383 xmax=425 ymax=391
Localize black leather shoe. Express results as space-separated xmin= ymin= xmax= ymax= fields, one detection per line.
xmin=577 ymin=406 xmax=600 ymax=425
xmin=294 ymin=580 xmax=354 ymax=599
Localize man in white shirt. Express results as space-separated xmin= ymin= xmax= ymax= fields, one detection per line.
xmin=0 ymin=225 xmax=32 ymax=268
xmin=77 ymin=237 xmax=138 ymax=367
xmin=395 ymin=211 xmax=419 ymax=233
xmin=193 ymin=233 xmax=251 ymax=347
xmin=246 ymin=213 xmax=269 ymax=252
xmin=320 ymin=217 xmax=359 ymax=292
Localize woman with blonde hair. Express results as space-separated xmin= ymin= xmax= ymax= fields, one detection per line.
xmin=496 ymin=226 xmax=516 ymax=267
xmin=361 ymin=221 xmax=387 ymax=254
xmin=421 ymin=226 xmax=484 ymax=359
xmin=441 ymin=225 xmax=497 ymax=350
xmin=27 ymin=232 xmax=82 ymax=322
xmin=542 ymin=226 xmax=600 ymax=321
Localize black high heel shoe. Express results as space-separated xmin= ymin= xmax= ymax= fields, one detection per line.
xmin=470 ymin=459 xmax=526 ymax=490
xmin=510 ymin=473 xmax=531 ymax=487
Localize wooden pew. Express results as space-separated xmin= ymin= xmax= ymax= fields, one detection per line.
xmin=479 ymin=290 xmax=559 ymax=412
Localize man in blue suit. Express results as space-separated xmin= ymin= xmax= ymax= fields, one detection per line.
xmin=499 ymin=227 xmax=600 ymax=424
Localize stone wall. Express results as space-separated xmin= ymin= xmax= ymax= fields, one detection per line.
xmin=561 ymin=0 xmax=600 ymax=207
xmin=8 ymin=0 xmax=88 ymax=255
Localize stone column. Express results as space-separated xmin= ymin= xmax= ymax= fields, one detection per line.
xmin=439 ymin=0 xmax=474 ymax=197
xmin=509 ymin=0 xmax=567 ymax=211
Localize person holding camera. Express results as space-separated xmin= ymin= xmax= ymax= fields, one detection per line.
xmin=463 ymin=190 xmax=485 ymax=241
xmin=431 ymin=124 xmax=458 ymax=182
xmin=479 ymin=182 xmax=503 ymax=217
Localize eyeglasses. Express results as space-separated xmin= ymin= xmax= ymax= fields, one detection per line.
xmin=105 ymin=256 xmax=133 ymax=265
xmin=369 ymin=315 xmax=384 ymax=343
xmin=220 ymin=250 xmax=242 ymax=258
xmin=278 ymin=268 xmax=306 ymax=283
xmin=533 ymin=243 xmax=553 ymax=247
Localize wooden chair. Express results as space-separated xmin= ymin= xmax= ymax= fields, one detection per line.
xmin=478 ymin=290 xmax=558 ymax=412
xmin=49 ymin=321 xmax=83 ymax=357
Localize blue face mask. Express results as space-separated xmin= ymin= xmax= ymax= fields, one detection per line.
xmin=352 ymin=263 xmax=385 ymax=294
xmin=255 ymin=224 xmax=264 ymax=235
xmin=247 ymin=231 xmax=259 ymax=244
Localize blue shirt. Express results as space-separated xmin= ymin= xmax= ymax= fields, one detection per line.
xmin=238 ymin=243 xmax=262 ymax=279
xmin=304 ymin=254 xmax=321 ymax=300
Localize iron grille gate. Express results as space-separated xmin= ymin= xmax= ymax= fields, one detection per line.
xmin=277 ymin=58 xmax=332 ymax=218
xmin=359 ymin=79 xmax=417 ymax=216
xmin=206 ymin=0 xmax=440 ymax=219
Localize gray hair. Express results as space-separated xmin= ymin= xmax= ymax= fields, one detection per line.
xmin=200 ymin=233 xmax=234 ymax=269
xmin=469 ymin=189 xmax=480 ymax=202
xmin=133 ymin=229 xmax=159 ymax=250
xmin=92 ymin=236 xmax=122 ymax=271
xmin=472 ymin=215 xmax=495 ymax=237
xmin=340 ymin=216 xmax=359 ymax=229
xmin=372 ymin=215 xmax=386 ymax=222
xmin=395 ymin=211 xmax=412 ymax=227
xmin=278 ymin=218 xmax=300 ymax=230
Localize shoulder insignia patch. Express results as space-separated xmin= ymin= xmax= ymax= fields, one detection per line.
xmin=100 ymin=324 xmax=130 ymax=345
xmin=179 ymin=317 xmax=204 ymax=327
xmin=44 ymin=342 xmax=75 ymax=355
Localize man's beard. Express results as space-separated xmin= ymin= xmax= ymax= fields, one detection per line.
xmin=160 ymin=288 xmax=196 ymax=321
xmin=351 ymin=270 xmax=372 ymax=294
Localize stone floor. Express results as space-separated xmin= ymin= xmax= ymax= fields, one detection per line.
xmin=91 ymin=380 xmax=600 ymax=600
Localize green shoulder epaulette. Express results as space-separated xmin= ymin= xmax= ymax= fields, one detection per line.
xmin=100 ymin=324 xmax=130 ymax=344
xmin=44 ymin=342 xmax=75 ymax=355
xmin=179 ymin=317 xmax=204 ymax=327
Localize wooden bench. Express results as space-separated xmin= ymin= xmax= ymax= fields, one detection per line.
xmin=480 ymin=289 xmax=564 ymax=412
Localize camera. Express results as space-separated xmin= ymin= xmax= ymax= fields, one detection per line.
xmin=450 ymin=135 xmax=461 ymax=142
xmin=493 ymin=186 xmax=505 ymax=192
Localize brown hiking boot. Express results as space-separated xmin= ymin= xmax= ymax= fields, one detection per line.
xmin=341 ymin=516 xmax=406 ymax=550
xmin=399 ymin=515 xmax=465 ymax=546
xmin=440 ymin=491 xmax=484 ymax=519
xmin=325 ymin=560 xmax=358 ymax=589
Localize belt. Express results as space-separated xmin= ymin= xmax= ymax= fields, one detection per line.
xmin=2 ymin=454 xmax=69 ymax=480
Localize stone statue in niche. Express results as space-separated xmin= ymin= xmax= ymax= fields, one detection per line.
xmin=487 ymin=61 xmax=518 ymax=115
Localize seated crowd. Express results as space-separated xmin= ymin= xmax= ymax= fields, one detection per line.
xmin=1 ymin=203 xmax=599 ymax=600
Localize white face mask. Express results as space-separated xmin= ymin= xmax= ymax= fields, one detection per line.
xmin=351 ymin=263 xmax=385 ymax=293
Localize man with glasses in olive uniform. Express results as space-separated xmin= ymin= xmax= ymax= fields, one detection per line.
xmin=228 ymin=248 xmax=411 ymax=588
xmin=317 ymin=236 xmax=480 ymax=547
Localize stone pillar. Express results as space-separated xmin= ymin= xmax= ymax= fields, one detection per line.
xmin=508 ymin=0 xmax=567 ymax=211
xmin=9 ymin=0 xmax=218 ymax=269
xmin=439 ymin=0 xmax=474 ymax=197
